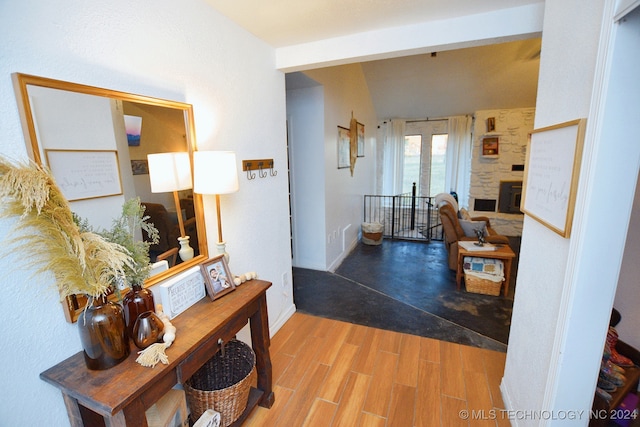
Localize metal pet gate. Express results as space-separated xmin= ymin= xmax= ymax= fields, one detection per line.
xmin=363 ymin=184 xmax=443 ymax=242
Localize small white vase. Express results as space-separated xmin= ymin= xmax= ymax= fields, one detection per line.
xmin=217 ymin=241 xmax=229 ymax=263
xmin=178 ymin=236 xmax=194 ymax=261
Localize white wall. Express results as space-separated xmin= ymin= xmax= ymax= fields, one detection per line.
xmin=0 ymin=1 xmax=293 ymax=425
xmin=289 ymin=64 xmax=378 ymax=271
xmin=502 ymin=0 xmax=604 ymax=421
xmin=287 ymin=80 xmax=327 ymax=269
xmin=501 ymin=1 xmax=640 ymax=425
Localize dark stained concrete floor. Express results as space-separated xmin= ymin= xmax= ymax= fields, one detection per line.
xmin=293 ymin=238 xmax=520 ymax=353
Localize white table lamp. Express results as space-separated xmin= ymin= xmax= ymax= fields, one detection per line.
xmin=147 ymin=152 xmax=194 ymax=261
xmin=193 ymin=151 xmax=239 ymax=261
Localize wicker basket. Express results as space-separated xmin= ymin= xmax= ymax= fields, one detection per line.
xmin=362 ymin=222 xmax=384 ymax=245
xmin=184 ymin=339 xmax=256 ymax=427
xmin=464 ymin=274 xmax=502 ymax=296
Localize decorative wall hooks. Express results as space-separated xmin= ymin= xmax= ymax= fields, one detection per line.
xmin=242 ymin=159 xmax=277 ymax=180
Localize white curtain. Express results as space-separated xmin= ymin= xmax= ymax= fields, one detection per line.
xmin=445 ymin=116 xmax=472 ymax=209
xmin=381 ymin=119 xmax=405 ymax=195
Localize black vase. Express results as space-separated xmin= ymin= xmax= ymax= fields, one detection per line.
xmin=123 ymin=283 xmax=156 ymax=340
xmin=78 ymin=295 xmax=130 ymax=370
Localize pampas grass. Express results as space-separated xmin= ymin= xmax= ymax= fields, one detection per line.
xmin=0 ymin=156 xmax=133 ymax=299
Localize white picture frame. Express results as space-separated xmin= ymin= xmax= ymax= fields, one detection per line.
xmin=156 ymin=266 xmax=206 ymax=319
xmin=44 ymin=149 xmax=123 ymax=201
xmin=521 ymin=118 xmax=587 ymax=237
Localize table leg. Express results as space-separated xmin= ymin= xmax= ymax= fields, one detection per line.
xmin=503 ymin=258 xmax=512 ymax=297
xmin=456 ymin=250 xmax=464 ymax=290
xmin=250 ymin=294 xmax=275 ymax=408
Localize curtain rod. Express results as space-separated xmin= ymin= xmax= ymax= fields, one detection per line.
xmin=381 ymin=115 xmax=472 ymax=124
xmin=406 ymin=118 xmax=448 ymax=123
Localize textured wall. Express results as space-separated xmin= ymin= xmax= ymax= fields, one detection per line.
xmin=0 ymin=1 xmax=292 ymax=425
xmin=470 ymin=107 xmax=535 ymax=236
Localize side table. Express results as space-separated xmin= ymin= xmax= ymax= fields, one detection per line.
xmin=456 ymin=243 xmax=516 ymax=297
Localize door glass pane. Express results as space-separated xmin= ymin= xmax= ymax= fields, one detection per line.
xmin=403 ymin=135 xmax=421 ymax=194
xmin=430 ymin=134 xmax=448 ymax=196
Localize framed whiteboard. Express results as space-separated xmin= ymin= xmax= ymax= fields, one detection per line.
xmin=45 ymin=149 xmax=123 ymax=201
xmin=521 ymin=119 xmax=587 ymax=237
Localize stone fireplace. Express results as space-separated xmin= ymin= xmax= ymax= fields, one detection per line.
xmin=498 ymin=181 xmax=523 ymax=214
xmin=468 ymin=107 xmax=534 ymax=236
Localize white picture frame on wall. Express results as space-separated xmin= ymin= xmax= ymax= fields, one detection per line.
xmin=521 ymin=118 xmax=587 ymax=238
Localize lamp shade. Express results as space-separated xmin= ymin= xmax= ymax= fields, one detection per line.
xmin=193 ymin=151 xmax=239 ymax=195
xmin=147 ymin=152 xmax=193 ymax=193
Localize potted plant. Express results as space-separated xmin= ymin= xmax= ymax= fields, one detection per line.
xmin=78 ymin=198 xmax=161 ymax=341
xmin=0 ymin=156 xmax=146 ymax=369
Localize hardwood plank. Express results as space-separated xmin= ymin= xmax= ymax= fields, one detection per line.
xmin=278 ymin=335 xmax=324 ymax=389
xmin=332 ymin=372 xmax=371 ymax=426
xmin=278 ymin=313 xmax=320 ymax=356
xmin=377 ymin=328 xmax=402 ymax=354
xmin=269 ymin=312 xmax=306 ymax=355
xmin=464 ymin=370 xmax=497 ymax=427
xmin=387 ymin=383 xmax=416 ymax=427
xmin=416 ymin=360 xmax=441 ymax=427
xmin=318 ymin=343 xmax=360 ymax=403
xmin=481 ymin=349 xmax=507 ymax=408
xmin=254 ymin=313 xmax=508 ymax=427
xmin=419 ymin=336 xmax=441 ymax=363
xmin=396 ymin=333 xmax=421 ymax=387
xmin=359 ymin=412 xmax=386 ymax=427
xmin=362 ymin=351 xmax=399 ymax=417
xmin=243 ymin=385 xmax=294 ymax=426
xmin=308 ymin=316 xmax=338 ymax=339
xmin=271 ymin=352 xmax=294 ymax=386
xmin=441 ymin=395 xmax=469 ymax=427
xmin=345 ymin=323 xmax=368 ymax=347
xmin=302 ymin=399 xmax=337 ymax=427
xmin=275 ymin=363 xmax=331 ymax=426
xmin=460 ymin=344 xmax=487 ymax=374
xmin=351 ymin=327 xmax=380 ymax=375
xmin=440 ymin=341 xmax=466 ymax=400
xmin=315 ymin=320 xmax=353 ymax=365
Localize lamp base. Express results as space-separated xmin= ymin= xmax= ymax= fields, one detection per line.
xmin=216 ymin=241 xmax=229 ymax=263
xmin=178 ymin=236 xmax=194 ymax=262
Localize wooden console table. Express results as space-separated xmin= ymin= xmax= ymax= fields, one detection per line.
xmin=41 ymin=280 xmax=274 ymax=426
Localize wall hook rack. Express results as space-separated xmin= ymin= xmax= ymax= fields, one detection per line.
xmin=242 ymin=159 xmax=277 ymax=180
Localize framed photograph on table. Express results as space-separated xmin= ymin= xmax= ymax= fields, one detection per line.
xmin=521 ymin=118 xmax=587 ymax=238
xmin=337 ymin=126 xmax=350 ymax=169
xmin=200 ymin=254 xmax=235 ymax=300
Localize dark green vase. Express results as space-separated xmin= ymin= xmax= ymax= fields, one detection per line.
xmin=78 ymin=295 xmax=130 ymax=370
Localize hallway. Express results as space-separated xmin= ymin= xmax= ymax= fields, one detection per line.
xmin=293 ymin=239 xmax=519 ymax=353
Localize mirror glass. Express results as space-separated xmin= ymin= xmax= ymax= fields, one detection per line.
xmin=12 ymin=73 xmax=208 ymax=322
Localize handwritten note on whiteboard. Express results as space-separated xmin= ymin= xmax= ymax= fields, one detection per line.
xmin=45 ymin=150 xmax=123 ymax=201
xmin=522 ymin=119 xmax=586 ymax=237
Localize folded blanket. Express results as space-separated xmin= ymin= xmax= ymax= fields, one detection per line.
xmin=463 ymin=257 xmax=504 ymax=282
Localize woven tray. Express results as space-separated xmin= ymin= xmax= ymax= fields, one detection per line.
xmin=184 ymin=339 xmax=256 ymax=427
xmin=465 ymin=274 xmax=502 ymax=296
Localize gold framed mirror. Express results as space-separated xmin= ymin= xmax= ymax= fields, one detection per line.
xmin=12 ymin=73 xmax=208 ymax=322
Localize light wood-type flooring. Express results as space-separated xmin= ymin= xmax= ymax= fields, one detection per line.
xmin=244 ymin=312 xmax=510 ymax=427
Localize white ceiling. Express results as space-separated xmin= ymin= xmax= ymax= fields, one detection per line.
xmin=205 ymin=0 xmax=541 ymax=48
xmin=205 ymin=0 xmax=542 ymax=119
